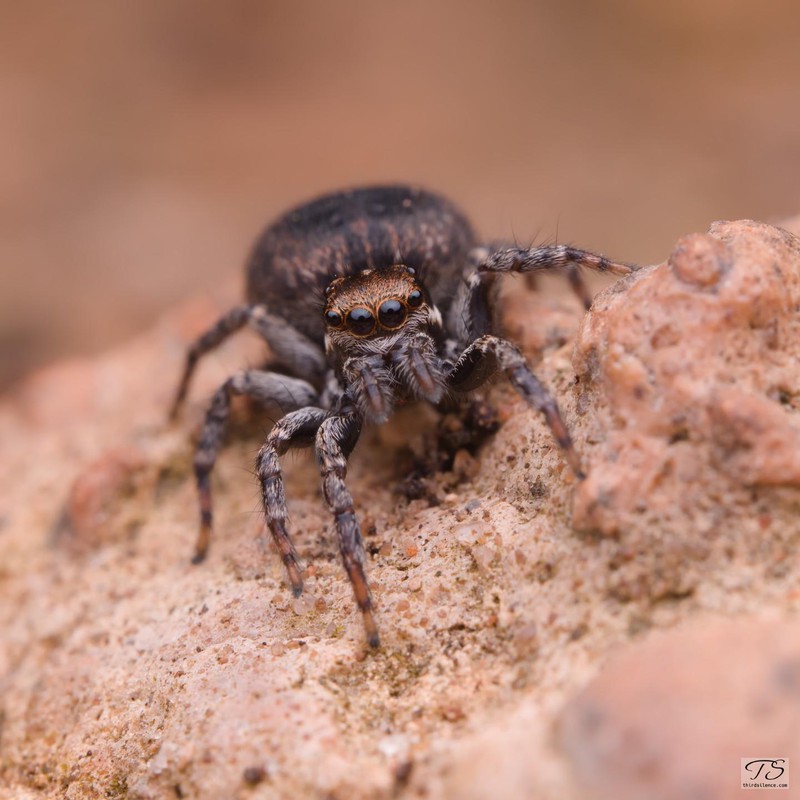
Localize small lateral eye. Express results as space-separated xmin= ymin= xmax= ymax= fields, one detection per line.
xmin=347 ymin=307 xmax=375 ymax=335
xmin=378 ymin=299 xmax=406 ymax=329
xmin=407 ymin=289 xmax=423 ymax=308
xmin=325 ymin=309 xmax=343 ymax=327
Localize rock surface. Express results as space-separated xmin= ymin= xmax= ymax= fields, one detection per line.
xmin=559 ymin=616 xmax=800 ymax=800
xmin=573 ymin=220 xmax=800 ymax=606
xmin=1 ymin=220 xmax=799 ymax=799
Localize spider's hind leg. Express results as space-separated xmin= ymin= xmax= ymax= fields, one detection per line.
xmin=565 ymin=264 xmax=594 ymax=310
xmin=170 ymin=304 xmax=326 ymax=419
xmin=470 ymin=243 xmax=635 ymax=313
xmin=523 ymin=262 xmax=593 ymax=310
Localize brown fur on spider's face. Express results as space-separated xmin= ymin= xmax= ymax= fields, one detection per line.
xmin=322 ymin=264 xmax=430 ymax=345
xmin=322 ymin=263 xmax=447 ymax=423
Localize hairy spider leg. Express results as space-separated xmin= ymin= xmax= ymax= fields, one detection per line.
xmin=566 ymin=265 xmax=594 ymax=310
xmin=477 ymin=243 xmax=635 ymax=279
xmin=440 ymin=242 xmax=637 ymax=473
xmin=447 ymin=335 xmax=584 ymax=478
xmin=255 ymin=406 xmax=329 ymax=595
xmin=471 ymin=243 xmax=635 ymax=312
xmin=193 ymin=371 xmax=319 ymax=563
xmin=170 ymin=304 xmax=326 ymax=419
xmin=315 ymin=410 xmax=380 ymax=648
xmin=469 ymin=242 xmax=598 ymax=311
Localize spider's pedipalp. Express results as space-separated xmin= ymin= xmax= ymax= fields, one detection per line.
xmin=341 ymin=355 xmax=394 ymax=423
xmin=391 ymin=332 xmax=445 ymax=404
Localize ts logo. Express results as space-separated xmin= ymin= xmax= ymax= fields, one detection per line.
xmin=743 ymin=759 xmax=787 ymax=781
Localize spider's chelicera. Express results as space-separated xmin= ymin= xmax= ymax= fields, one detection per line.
xmin=170 ymin=185 xmax=635 ymax=647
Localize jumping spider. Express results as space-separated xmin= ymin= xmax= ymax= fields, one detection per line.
xmin=171 ymin=185 xmax=634 ymax=647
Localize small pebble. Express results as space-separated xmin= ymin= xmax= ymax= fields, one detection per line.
xmin=441 ymin=704 xmax=465 ymax=722
xmin=513 ymin=622 xmax=539 ymax=657
xmin=291 ymin=595 xmax=316 ymax=616
xmin=454 ymin=522 xmax=484 ymax=545
xmin=242 ymin=765 xmax=267 ymax=785
xmin=471 ymin=544 xmax=495 ymax=574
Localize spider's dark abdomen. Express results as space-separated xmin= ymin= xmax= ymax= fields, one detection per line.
xmin=245 ymin=185 xmax=477 ymax=342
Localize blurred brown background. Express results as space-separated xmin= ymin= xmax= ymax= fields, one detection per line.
xmin=2 ymin=0 xmax=799 ymax=389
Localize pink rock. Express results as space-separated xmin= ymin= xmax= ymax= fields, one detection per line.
xmin=572 ymin=220 xmax=800 ymax=600
xmin=558 ymin=617 xmax=800 ymax=800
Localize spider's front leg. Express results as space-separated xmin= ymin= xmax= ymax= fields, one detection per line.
xmin=255 ymin=406 xmax=328 ymax=594
xmin=314 ymin=406 xmax=380 ymax=648
xmin=192 ymin=371 xmax=319 ymax=563
xmin=441 ymin=243 xmax=635 ymax=471
xmin=447 ymin=335 xmax=584 ymax=479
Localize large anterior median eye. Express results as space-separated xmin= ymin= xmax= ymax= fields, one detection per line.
xmin=378 ymin=299 xmax=406 ymax=329
xmin=347 ymin=307 xmax=376 ymax=335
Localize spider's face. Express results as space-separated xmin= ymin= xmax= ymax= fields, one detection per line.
xmin=322 ymin=264 xmax=446 ymax=420
xmin=322 ymin=265 xmax=437 ymax=354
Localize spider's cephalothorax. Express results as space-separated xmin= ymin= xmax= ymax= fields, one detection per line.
xmin=170 ymin=185 xmax=635 ymax=648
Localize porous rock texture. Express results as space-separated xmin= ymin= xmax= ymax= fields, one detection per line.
xmin=1 ymin=219 xmax=799 ymax=800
